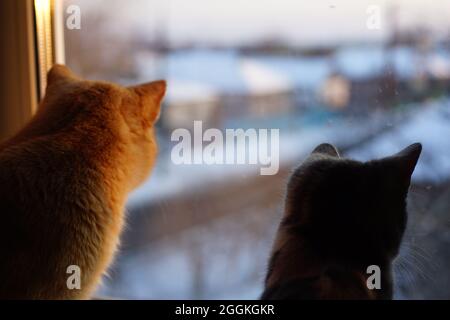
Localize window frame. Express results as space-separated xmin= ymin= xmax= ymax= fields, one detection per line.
xmin=35 ymin=0 xmax=65 ymax=98
xmin=0 ymin=0 xmax=63 ymax=142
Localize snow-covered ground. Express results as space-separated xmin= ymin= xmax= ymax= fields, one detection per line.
xmin=128 ymin=97 xmax=450 ymax=208
xmin=127 ymin=108 xmax=394 ymax=207
xmin=100 ymin=209 xmax=275 ymax=299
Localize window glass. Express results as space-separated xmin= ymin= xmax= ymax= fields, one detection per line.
xmin=62 ymin=0 xmax=450 ymax=299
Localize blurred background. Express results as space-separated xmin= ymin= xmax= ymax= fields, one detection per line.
xmin=62 ymin=0 xmax=450 ymax=299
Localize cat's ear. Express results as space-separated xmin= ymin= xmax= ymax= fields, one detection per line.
xmin=128 ymin=80 xmax=166 ymax=123
xmin=311 ymin=143 xmax=340 ymax=158
xmin=47 ymin=64 xmax=78 ymax=86
xmin=379 ymin=143 xmax=422 ymax=183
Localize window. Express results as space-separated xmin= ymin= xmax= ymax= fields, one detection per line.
xmin=56 ymin=0 xmax=450 ymax=299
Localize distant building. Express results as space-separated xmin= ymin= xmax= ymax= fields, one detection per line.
xmin=135 ymin=45 xmax=450 ymax=124
xmin=320 ymin=73 xmax=351 ymax=109
xmin=332 ymin=45 xmax=450 ymax=111
xmin=249 ymin=56 xmax=331 ymax=110
xmin=239 ymin=59 xmax=293 ymax=118
xmin=139 ymin=49 xmax=294 ymax=130
xmin=163 ymin=80 xmax=221 ymax=131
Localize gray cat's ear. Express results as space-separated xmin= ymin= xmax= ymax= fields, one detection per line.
xmin=382 ymin=143 xmax=422 ymax=179
xmin=47 ymin=64 xmax=77 ymax=85
xmin=311 ymin=143 xmax=340 ymax=158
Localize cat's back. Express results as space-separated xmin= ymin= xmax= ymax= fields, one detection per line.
xmin=0 ymin=136 xmax=112 ymax=299
xmin=0 ymin=134 xmax=97 ymax=208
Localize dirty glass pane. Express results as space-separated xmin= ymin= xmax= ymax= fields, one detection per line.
xmin=62 ymin=0 xmax=450 ymax=299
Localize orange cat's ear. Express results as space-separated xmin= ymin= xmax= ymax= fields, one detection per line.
xmin=130 ymin=80 xmax=166 ymax=105
xmin=129 ymin=80 xmax=167 ymax=122
xmin=47 ymin=64 xmax=78 ymax=86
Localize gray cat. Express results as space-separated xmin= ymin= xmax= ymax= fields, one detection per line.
xmin=262 ymin=143 xmax=422 ymax=299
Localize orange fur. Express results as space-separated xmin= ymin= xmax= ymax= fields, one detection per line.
xmin=0 ymin=65 xmax=166 ymax=299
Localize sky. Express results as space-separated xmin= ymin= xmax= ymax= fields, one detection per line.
xmin=164 ymin=0 xmax=450 ymax=46
xmin=71 ymin=0 xmax=450 ymax=47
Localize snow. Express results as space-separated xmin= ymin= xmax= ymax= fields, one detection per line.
xmin=127 ymin=109 xmax=390 ymax=207
xmin=165 ymin=80 xmax=218 ymax=104
xmin=348 ymin=98 xmax=450 ymax=183
xmin=427 ymin=50 xmax=450 ymax=79
xmin=252 ymin=46 xmax=450 ymax=89
xmin=335 ymin=45 xmax=386 ymax=79
xmin=392 ymin=47 xmax=419 ymax=80
xmin=108 ymin=94 xmax=450 ymax=299
xmin=128 ymin=97 xmax=450 ymax=207
xmin=137 ymin=49 xmax=295 ymax=97
xmin=250 ymin=56 xmax=331 ymax=90
xmin=104 ymin=45 xmax=450 ymax=300
xmin=334 ymin=45 xmax=450 ymax=81
xmin=135 ymin=46 xmax=450 ymax=104
xmin=333 ymin=45 xmax=437 ymax=81
xmin=99 ymin=210 xmax=274 ymax=299
xmin=136 ymin=49 xmax=249 ymax=95
xmin=239 ymin=59 xmax=292 ymax=94
xmin=166 ymin=49 xmax=248 ymax=94
xmin=106 ymin=99 xmax=450 ymax=299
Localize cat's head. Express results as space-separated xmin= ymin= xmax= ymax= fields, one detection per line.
xmin=284 ymin=143 xmax=422 ymax=268
xmin=39 ymin=64 xmax=166 ymax=190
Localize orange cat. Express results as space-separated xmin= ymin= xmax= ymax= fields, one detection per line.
xmin=0 ymin=65 xmax=166 ymax=299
